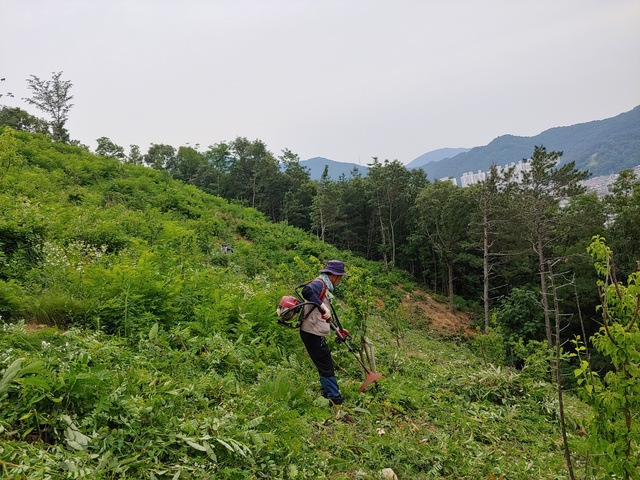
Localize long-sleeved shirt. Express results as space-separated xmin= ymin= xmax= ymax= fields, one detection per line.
xmin=302 ymin=278 xmax=327 ymax=307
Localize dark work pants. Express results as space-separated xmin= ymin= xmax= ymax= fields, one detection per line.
xmin=300 ymin=330 xmax=335 ymax=377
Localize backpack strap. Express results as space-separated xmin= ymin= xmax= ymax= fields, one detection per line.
xmin=316 ymin=277 xmax=328 ymax=303
xmin=297 ymin=277 xmax=327 ymax=302
xmin=294 ymin=277 xmax=328 ymax=322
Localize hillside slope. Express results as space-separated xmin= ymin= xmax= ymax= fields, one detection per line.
xmin=0 ymin=129 xmax=589 ymax=479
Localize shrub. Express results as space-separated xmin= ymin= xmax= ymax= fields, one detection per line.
xmin=510 ymin=339 xmax=550 ymax=381
xmin=22 ymin=291 xmax=88 ymax=326
xmin=494 ymin=287 xmax=545 ymax=342
xmin=0 ymin=279 xmax=23 ymax=319
xmin=470 ymin=329 xmax=506 ymax=366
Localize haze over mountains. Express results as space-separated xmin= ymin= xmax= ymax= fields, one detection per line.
xmin=404 ymin=147 xmax=471 ymax=170
xmin=301 ymin=105 xmax=640 ymax=182
xmin=300 ymin=148 xmax=471 ymax=181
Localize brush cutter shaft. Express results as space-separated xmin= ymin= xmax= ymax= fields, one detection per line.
xmin=329 ymin=321 xmax=370 ymax=371
xmin=327 ymin=302 xmax=382 ymax=392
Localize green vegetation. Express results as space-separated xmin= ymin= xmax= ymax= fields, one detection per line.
xmin=0 ymin=123 xmax=637 ymax=478
xmin=1 ymin=318 xmax=590 ymax=480
xmin=3 ymin=84 xmax=640 ymax=341
xmin=3 ymin=72 xmax=639 ymax=479
xmin=573 ymin=237 xmax=640 ymax=478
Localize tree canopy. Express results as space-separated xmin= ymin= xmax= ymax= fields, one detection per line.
xmin=23 ymin=71 xmax=74 ymax=143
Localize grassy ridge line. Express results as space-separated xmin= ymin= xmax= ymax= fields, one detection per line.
xmin=0 ymin=130 xmax=588 ymax=479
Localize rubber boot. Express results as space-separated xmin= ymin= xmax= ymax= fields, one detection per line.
xmin=319 ymin=376 xmax=343 ymax=405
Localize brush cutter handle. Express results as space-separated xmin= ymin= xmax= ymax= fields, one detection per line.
xmin=328 ymin=305 xmax=351 ymax=344
xmin=335 ymin=328 xmax=350 ymax=343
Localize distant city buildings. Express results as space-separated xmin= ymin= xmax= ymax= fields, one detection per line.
xmin=580 ymin=165 xmax=640 ymax=197
xmin=440 ymin=162 xmax=640 ymax=197
xmin=439 ymin=177 xmax=457 ymax=186
xmin=441 ymin=160 xmax=532 ymax=187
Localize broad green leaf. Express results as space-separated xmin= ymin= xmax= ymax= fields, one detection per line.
xmin=186 ymin=440 xmax=206 ymax=452
xmin=19 ymin=360 xmax=45 ymax=375
xmin=149 ymin=322 xmax=159 ymax=341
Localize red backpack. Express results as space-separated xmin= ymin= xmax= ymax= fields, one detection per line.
xmin=276 ymin=278 xmax=326 ymax=328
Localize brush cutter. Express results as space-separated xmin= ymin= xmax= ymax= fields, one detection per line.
xmin=329 ymin=304 xmax=382 ymax=392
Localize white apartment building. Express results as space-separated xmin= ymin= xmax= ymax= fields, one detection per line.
xmin=438 ymin=177 xmax=458 ymax=186
xmin=459 ymin=160 xmax=532 ymax=187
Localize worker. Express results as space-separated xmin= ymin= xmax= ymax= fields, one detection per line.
xmin=300 ymin=260 xmax=349 ymax=405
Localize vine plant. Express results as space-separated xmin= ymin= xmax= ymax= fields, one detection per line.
xmin=574 ymin=236 xmax=640 ymax=479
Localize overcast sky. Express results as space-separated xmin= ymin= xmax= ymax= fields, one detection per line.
xmin=2 ymin=0 xmax=639 ymax=165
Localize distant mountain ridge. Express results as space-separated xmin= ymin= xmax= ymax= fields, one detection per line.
xmin=405 ymin=147 xmax=471 ymax=169
xmin=421 ymin=105 xmax=640 ymax=181
xmin=301 ymin=148 xmax=470 ymax=181
xmin=301 ymin=105 xmax=640 ymax=181
xmin=300 ymin=157 xmax=369 ymax=180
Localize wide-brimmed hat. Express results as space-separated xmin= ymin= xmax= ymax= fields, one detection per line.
xmin=320 ymin=260 xmax=345 ymax=276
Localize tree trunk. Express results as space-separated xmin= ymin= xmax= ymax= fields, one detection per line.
xmin=390 ymin=220 xmax=396 ymax=266
xmin=388 ymin=204 xmax=397 ymax=266
xmin=549 ymin=263 xmax=576 ymax=480
xmin=377 ymin=202 xmax=388 ymax=269
xmin=319 ymin=209 xmax=325 ymax=242
xmin=483 ymin=210 xmax=490 ymax=332
xmin=537 ymin=234 xmax=553 ymax=348
xmin=251 ymin=175 xmax=257 ymax=208
xmin=448 ymin=262 xmax=455 ymax=311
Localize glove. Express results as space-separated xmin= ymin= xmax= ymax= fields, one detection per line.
xmin=336 ymin=328 xmax=350 ymax=343
xmin=320 ymin=305 xmax=332 ymax=322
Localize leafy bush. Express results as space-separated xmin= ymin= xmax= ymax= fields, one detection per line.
xmin=22 ymin=290 xmax=88 ymax=326
xmin=510 ymin=338 xmax=550 ymax=381
xmin=469 ymin=328 xmax=506 ymax=366
xmin=494 ymin=287 xmax=545 ymax=342
xmin=573 ymin=237 xmax=640 ymax=478
xmin=0 ymin=279 xmax=23 ymax=318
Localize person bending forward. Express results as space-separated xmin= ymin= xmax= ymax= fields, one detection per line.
xmin=300 ymin=260 xmax=347 ymax=405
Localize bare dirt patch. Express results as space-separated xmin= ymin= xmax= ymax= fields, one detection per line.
xmin=402 ymin=291 xmax=476 ymax=336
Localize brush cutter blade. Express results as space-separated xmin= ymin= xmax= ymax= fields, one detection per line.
xmin=359 ymin=371 xmax=382 ymax=392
